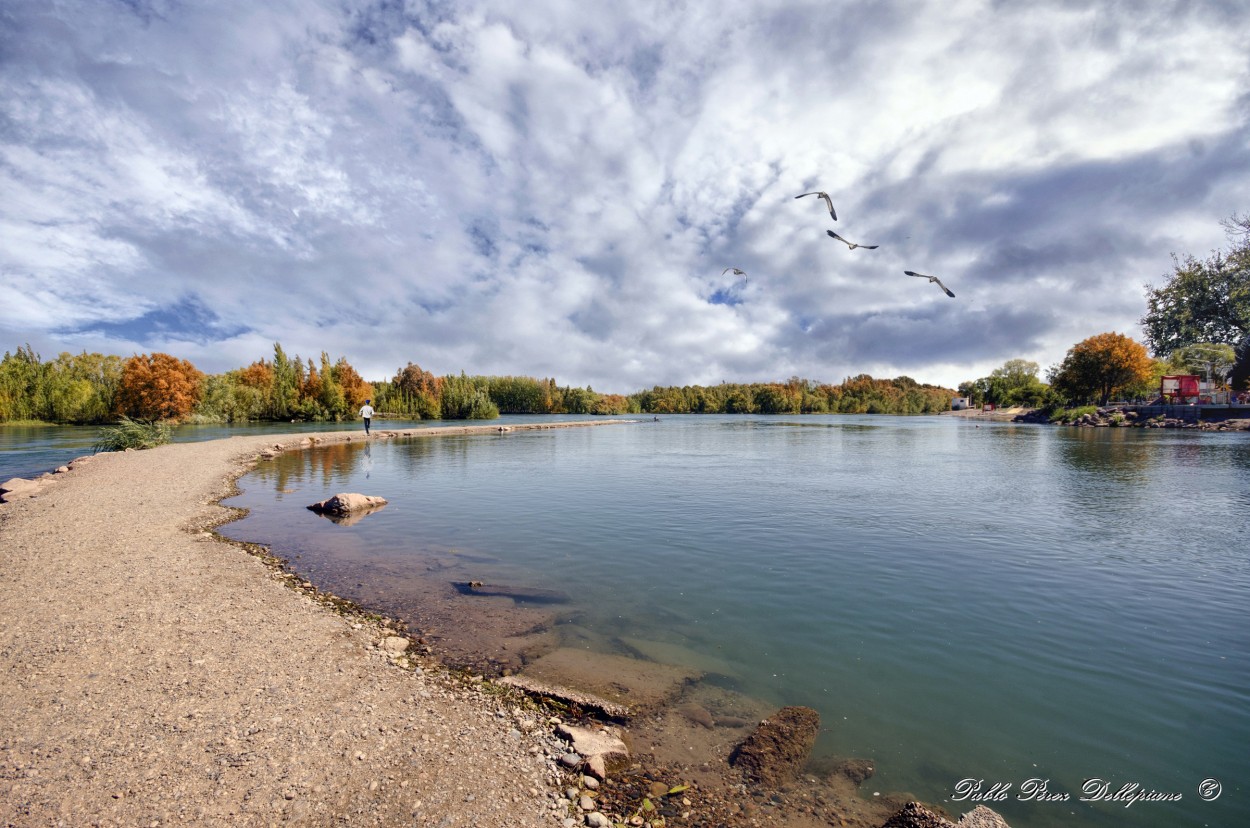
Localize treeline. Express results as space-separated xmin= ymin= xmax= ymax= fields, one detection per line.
xmin=0 ymin=342 xmax=955 ymax=425
xmin=628 ymin=375 xmax=954 ymax=414
xmin=0 ymin=344 xmax=378 ymax=425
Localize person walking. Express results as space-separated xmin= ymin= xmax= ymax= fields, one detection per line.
xmin=359 ymin=399 xmax=375 ymax=436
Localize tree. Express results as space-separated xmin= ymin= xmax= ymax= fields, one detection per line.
xmin=393 ymin=362 xmax=442 ymax=419
xmin=1141 ymin=215 xmax=1250 ymax=356
xmin=271 ymin=343 xmax=299 ymax=419
xmin=1165 ymin=343 xmax=1236 ymax=386
xmin=0 ymin=345 xmax=45 ymax=421
xmin=1048 ymin=332 xmax=1154 ymax=406
xmin=332 ymin=357 xmax=373 ymax=409
xmin=1231 ymin=333 xmax=1250 ymax=391
xmin=115 ymin=353 xmax=204 ymax=421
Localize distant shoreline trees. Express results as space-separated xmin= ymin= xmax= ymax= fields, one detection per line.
xmin=0 ymin=341 xmax=956 ymax=425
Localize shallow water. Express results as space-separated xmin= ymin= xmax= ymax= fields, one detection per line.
xmin=215 ymin=415 xmax=1247 ymax=827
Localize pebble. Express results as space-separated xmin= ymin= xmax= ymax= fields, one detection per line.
xmin=559 ymin=752 xmax=581 ymax=768
xmin=581 ymin=776 xmax=599 ymax=791
xmin=578 ymin=795 xmax=595 ymax=811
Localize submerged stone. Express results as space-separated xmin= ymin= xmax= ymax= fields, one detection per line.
xmin=729 ymin=705 xmax=820 ymax=785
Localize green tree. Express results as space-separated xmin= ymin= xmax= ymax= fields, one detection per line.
xmin=1164 ymin=342 xmax=1236 ymax=386
xmin=1141 ymin=215 xmax=1250 ymax=356
xmin=0 ymin=345 xmax=45 ymax=421
xmin=271 ymin=343 xmax=299 ymax=419
xmin=440 ymin=374 xmax=499 ymax=419
xmin=317 ymin=352 xmax=345 ymax=416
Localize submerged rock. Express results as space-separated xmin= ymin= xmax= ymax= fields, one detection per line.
xmin=729 ymin=705 xmax=820 ymax=786
xmin=306 ymin=493 xmax=388 ymax=519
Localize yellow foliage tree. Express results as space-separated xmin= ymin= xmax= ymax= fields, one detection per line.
xmin=1049 ymin=332 xmax=1154 ymax=406
xmin=333 ymin=357 xmax=373 ymax=409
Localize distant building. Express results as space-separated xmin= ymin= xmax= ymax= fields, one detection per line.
xmin=951 ymin=396 xmax=971 ymax=410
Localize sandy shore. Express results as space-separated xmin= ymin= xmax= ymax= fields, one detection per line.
xmin=0 ymin=423 xmax=633 ymax=827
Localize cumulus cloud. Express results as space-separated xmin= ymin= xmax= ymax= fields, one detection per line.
xmin=2 ymin=0 xmax=1247 ymax=390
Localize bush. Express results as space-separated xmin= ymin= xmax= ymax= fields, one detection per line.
xmin=94 ymin=416 xmax=173 ymax=452
xmin=1049 ymin=405 xmax=1098 ymax=424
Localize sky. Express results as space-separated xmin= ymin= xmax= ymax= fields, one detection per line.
xmin=3 ymin=0 xmax=1249 ymax=393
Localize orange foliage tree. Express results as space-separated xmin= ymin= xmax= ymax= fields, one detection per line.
xmin=1049 ymin=332 xmax=1154 ymax=405
xmin=238 ymin=360 xmax=274 ymax=390
xmin=115 ymin=353 xmax=204 ymax=421
xmin=333 ymin=357 xmax=374 ymax=409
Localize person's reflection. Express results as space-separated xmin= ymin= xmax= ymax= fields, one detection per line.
xmin=363 ymin=441 xmax=373 ymax=479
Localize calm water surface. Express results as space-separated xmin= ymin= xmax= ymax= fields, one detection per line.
xmin=213 ymin=416 xmax=1246 ymax=826
xmin=0 ymin=415 xmax=606 ymax=480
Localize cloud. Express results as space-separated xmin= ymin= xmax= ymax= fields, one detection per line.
xmin=2 ymin=0 xmax=1248 ymax=392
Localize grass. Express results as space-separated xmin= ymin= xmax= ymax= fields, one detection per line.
xmin=93 ymin=416 xmax=173 ymax=452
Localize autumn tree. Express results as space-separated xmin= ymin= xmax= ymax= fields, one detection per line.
xmin=332 ymin=357 xmax=373 ymax=410
xmin=115 ymin=353 xmax=204 ymax=421
xmin=1141 ymin=214 xmax=1250 ymax=356
xmin=393 ymin=362 xmax=443 ymax=419
xmin=1048 ymin=333 xmax=1154 ymax=406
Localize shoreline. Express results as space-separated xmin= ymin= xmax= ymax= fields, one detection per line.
xmin=2 ymin=422 xmax=987 ymax=827
xmin=1 ymin=423 xmax=630 ymax=826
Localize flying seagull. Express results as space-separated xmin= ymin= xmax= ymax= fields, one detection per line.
xmin=795 ymin=191 xmax=837 ymax=221
xmin=904 ymin=270 xmax=955 ymax=298
xmin=721 ymin=267 xmax=747 ymax=277
xmin=826 ymin=230 xmax=878 ymax=250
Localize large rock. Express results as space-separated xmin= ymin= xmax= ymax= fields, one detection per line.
xmin=880 ymin=802 xmax=953 ymax=828
xmin=879 ymin=803 xmax=1012 ymax=828
xmin=554 ymin=723 xmax=629 ymax=779
xmin=306 ymin=493 xmax=388 ymax=517
xmin=0 ymin=477 xmax=44 ymax=503
xmin=728 ymin=706 xmax=820 ymax=785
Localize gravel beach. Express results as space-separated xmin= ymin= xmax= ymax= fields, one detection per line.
xmin=0 ymin=425 xmax=626 ymax=827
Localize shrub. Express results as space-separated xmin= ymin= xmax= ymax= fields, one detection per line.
xmin=94 ymin=416 xmax=172 ymax=452
xmin=1049 ymin=405 xmax=1098 ymax=424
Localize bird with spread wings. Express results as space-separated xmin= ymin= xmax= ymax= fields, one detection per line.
xmin=826 ymin=230 xmax=878 ymax=251
xmin=904 ymin=270 xmax=956 ymax=298
xmin=795 ymin=191 xmax=837 ymax=221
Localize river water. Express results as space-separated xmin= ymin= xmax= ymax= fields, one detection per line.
xmin=9 ymin=415 xmax=1247 ymax=825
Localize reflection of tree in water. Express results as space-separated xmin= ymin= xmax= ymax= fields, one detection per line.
xmin=1055 ymin=428 xmax=1156 ymax=485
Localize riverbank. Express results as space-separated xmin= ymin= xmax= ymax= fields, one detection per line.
xmin=2 ymin=424 xmax=1003 ymax=828
xmin=1 ymin=424 xmax=635 ymax=826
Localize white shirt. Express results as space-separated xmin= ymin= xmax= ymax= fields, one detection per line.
xmin=359 ymin=404 xmax=375 ymax=418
